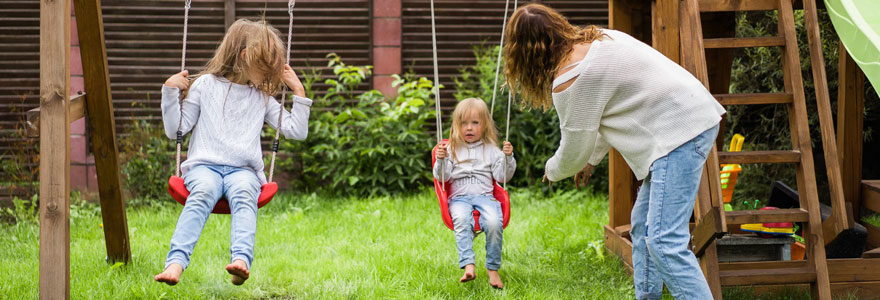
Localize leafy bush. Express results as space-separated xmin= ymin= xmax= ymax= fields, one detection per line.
xmin=118 ymin=117 xmax=175 ymax=205
xmin=454 ymin=44 xmax=609 ymax=192
xmin=274 ymin=54 xmax=436 ymax=196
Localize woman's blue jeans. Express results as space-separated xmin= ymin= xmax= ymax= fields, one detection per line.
xmin=630 ymin=125 xmax=718 ymax=300
xmin=449 ymin=194 xmax=503 ymax=270
xmin=164 ymin=164 xmax=261 ymax=271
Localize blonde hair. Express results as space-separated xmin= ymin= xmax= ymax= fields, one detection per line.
xmin=503 ymin=3 xmax=606 ymax=111
xmin=191 ymin=19 xmax=286 ymax=99
xmin=448 ymin=98 xmax=499 ymax=162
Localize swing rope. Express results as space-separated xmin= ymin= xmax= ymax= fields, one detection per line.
xmin=429 ymin=0 xmax=445 ymax=186
xmin=174 ymin=0 xmax=192 ymax=178
xmin=268 ymin=0 xmax=297 ymax=183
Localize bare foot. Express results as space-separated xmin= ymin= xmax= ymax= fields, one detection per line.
xmin=154 ymin=263 xmax=183 ymax=286
xmin=487 ymin=269 xmax=503 ymax=289
xmin=225 ymin=259 xmax=250 ymax=285
xmin=459 ymin=264 xmax=476 ymax=283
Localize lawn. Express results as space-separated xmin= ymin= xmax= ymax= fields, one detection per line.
xmin=1 ymin=188 xmax=638 ymax=299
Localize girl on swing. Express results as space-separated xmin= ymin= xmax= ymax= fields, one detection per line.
xmin=503 ymin=4 xmax=725 ymax=299
xmin=154 ymin=19 xmax=312 ymax=286
xmin=433 ymin=98 xmax=516 ymax=289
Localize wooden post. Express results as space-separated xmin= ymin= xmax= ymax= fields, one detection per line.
xmin=225 ymin=0 xmax=236 ymax=30
xmin=39 ymin=0 xmax=71 ymax=298
xmin=836 ymin=42 xmax=865 ymax=218
xmin=73 ymin=0 xmax=131 ymax=263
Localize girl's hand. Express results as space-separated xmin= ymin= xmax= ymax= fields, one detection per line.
xmin=281 ymin=65 xmax=306 ymax=98
xmin=573 ymin=163 xmax=595 ymax=189
xmin=502 ymin=141 xmax=513 ymax=156
xmin=164 ymin=70 xmax=189 ymax=90
xmin=436 ymin=142 xmax=448 ymax=159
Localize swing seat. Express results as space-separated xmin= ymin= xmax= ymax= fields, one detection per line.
xmin=167 ymin=176 xmax=277 ymax=214
xmin=432 ymin=139 xmax=510 ymax=232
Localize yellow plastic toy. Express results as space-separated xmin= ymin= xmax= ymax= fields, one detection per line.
xmin=720 ymin=134 xmax=744 ymax=203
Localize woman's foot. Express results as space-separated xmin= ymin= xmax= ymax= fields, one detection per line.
xmin=459 ymin=264 xmax=476 ymax=282
xmin=154 ymin=263 xmax=183 ymax=286
xmin=225 ymin=259 xmax=250 ymax=285
xmin=487 ymin=269 xmax=503 ymax=289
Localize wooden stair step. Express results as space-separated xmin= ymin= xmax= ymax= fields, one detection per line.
xmin=726 ymin=208 xmax=810 ymax=225
xmin=862 ymin=180 xmax=880 ymax=214
xmin=862 ymin=247 xmax=880 ymax=259
xmin=719 ymin=260 xmax=815 ymax=285
xmin=718 ymin=150 xmax=801 ymax=164
xmin=714 ymin=92 xmax=794 ymax=105
xmin=704 ymin=36 xmax=786 ymax=49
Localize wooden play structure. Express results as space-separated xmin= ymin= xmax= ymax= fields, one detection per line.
xmin=35 ymin=0 xmax=130 ymax=298
xmin=604 ymin=0 xmax=879 ymax=299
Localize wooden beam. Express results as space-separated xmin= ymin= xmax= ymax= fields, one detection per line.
xmin=698 ymin=0 xmax=778 ymax=12
xmin=653 ymin=0 xmax=680 ymax=63
xmin=608 ymin=149 xmax=637 ymax=228
xmin=604 ymin=225 xmax=634 ymax=272
xmin=703 ymin=36 xmax=786 ymax=49
xmin=837 ymin=43 xmax=865 ymax=218
xmin=827 ymin=258 xmax=880 ymax=282
xmin=714 ymin=93 xmax=793 ymax=105
xmin=692 ymin=207 xmax=726 ymax=256
xmin=864 ymin=183 xmax=880 ymax=214
xmin=863 ymin=221 xmax=880 ymax=249
xmin=73 ymin=0 xmax=131 ymax=264
xmin=26 ymin=93 xmax=86 ymax=138
xmin=39 ymin=0 xmax=71 ymax=298
xmin=725 ymin=208 xmax=809 ymax=224
xmin=717 ymin=150 xmax=801 ymax=164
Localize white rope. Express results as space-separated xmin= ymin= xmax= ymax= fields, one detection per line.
xmin=489 ymin=0 xmax=511 ymax=117
xmin=429 ymin=0 xmax=445 ymax=186
xmin=174 ymin=0 xmax=193 ymax=177
xmin=268 ymin=0 xmax=296 ymax=183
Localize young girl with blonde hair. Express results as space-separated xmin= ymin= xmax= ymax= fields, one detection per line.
xmin=154 ymin=19 xmax=312 ymax=286
xmin=503 ymin=4 xmax=725 ymax=299
xmin=433 ymin=98 xmax=516 ymax=289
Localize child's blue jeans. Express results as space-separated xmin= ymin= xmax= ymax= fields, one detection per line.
xmin=449 ymin=194 xmax=503 ymax=270
xmin=164 ymin=164 xmax=261 ymax=271
xmin=630 ymin=124 xmax=718 ymax=300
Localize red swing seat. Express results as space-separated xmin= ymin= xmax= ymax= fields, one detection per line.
xmin=168 ymin=176 xmax=277 ymax=214
xmin=431 ymin=139 xmax=511 ymax=232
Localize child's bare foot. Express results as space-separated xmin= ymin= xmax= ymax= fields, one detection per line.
xmin=154 ymin=263 xmax=183 ymax=286
xmin=459 ymin=264 xmax=476 ymax=282
xmin=487 ymin=269 xmax=503 ymax=289
xmin=225 ymin=259 xmax=250 ymax=285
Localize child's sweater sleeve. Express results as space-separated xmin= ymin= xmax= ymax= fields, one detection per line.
xmin=432 ymin=156 xmax=453 ymax=183
xmin=491 ymin=149 xmax=516 ymax=183
xmin=265 ymin=95 xmax=313 ymax=140
xmin=161 ymin=81 xmax=201 ymax=140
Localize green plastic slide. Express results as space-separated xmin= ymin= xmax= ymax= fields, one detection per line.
xmin=825 ymin=0 xmax=880 ymax=92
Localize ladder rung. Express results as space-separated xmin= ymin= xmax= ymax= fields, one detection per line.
xmin=720 ymin=267 xmax=816 ymax=285
xmin=715 ymin=93 xmax=793 ymax=105
xmin=725 ymin=208 xmax=810 ymax=225
xmin=704 ymin=37 xmax=786 ymax=49
xmin=699 ymin=0 xmax=777 ymax=12
xmin=718 ymin=150 xmax=801 ymax=164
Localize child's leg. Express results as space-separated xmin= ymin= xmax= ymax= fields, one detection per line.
xmin=472 ymin=195 xmax=503 ymax=270
xmin=642 ymin=125 xmax=718 ymax=299
xmin=630 ymin=179 xmax=663 ymax=299
xmin=165 ymin=165 xmax=223 ymax=270
xmin=222 ymin=167 xmax=261 ymax=285
xmin=449 ymin=196 xmax=477 ymax=269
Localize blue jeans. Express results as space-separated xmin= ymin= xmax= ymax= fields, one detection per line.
xmin=449 ymin=194 xmax=503 ymax=270
xmin=165 ymin=164 xmax=261 ymax=270
xmin=630 ymin=124 xmax=718 ymax=300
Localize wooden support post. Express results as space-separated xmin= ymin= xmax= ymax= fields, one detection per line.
xmin=836 ymin=42 xmax=865 ymax=219
xmin=39 ymin=0 xmax=71 ymax=298
xmin=225 ymin=0 xmax=236 ymax=30
xmin=73 ymin=0 xmax=131 ymax=264
xmin=26 ymin=93 xmax=86 ymax=138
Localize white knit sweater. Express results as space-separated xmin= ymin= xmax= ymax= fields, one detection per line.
xmin=161 ymin=74 xmax=312 ymax=184
xmin=545 ymin=29 xmax=726 ymax=181
xmin=433 ymin=141 xmax=516 ymax=200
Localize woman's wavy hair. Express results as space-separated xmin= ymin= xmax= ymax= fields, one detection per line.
xmin=191 ymin=19 xmax=286 ymax=100
xmin=503 ymin=3 xmax=605 ymax=110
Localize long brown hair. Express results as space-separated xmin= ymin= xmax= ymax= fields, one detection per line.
xmin=192 ymin=19 xmax=286 ymax=99
xmin=448 ymin=98 xmax=499 ymax=162
xmin=503 ymin=3 xmax=605 ymax=110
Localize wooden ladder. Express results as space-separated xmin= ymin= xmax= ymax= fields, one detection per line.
xmin=680 ymin=0 xmax=847 ymax=298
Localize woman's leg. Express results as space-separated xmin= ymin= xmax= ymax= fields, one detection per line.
xmin=223 ymin=167 xmax=261 ymax=270
xmin=631 ymin=179 xmax=663 ymax=300
xmin=644 ymin=125 xmax=718 ymax=299
xmin=165 ymin=165 xmax=223 ymax=270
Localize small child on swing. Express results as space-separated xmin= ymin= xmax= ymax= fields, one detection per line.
xmin=153 ymin=19 xmax=312 ymax=286
xmin=433 ymin=98 xmax=516 ymax=289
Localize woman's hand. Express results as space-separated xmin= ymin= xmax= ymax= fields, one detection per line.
xmin=281 ymin=65 xmax=306 ymax=98
xmin=164 ymin=70 xmax=189 ymax=90
xmin=436 ymin=142 xmax=448 ymax=159
xmin=502 ymin=141 xmax=514 ymax=156
xmin=573 ymin=163 xmax=595 ymax=189
xmin=542 ymin=174 xmax=553 ymax=187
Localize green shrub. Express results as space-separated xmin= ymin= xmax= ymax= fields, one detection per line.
xmin=454 ymin=44 xmax=609 ymax=192
xmin=118 ymin=117 xmax=175 ymax=205
xmin=274 ymin=54 xmax=435 ymax=196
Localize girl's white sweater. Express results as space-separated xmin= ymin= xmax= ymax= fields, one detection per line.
xmin=545 ymin=29 xmax=726 ymax=181
xmin=433 ymin=141 xmax=516 ymax=200
xmin=161 ymin=74 xmax=312 ymax=184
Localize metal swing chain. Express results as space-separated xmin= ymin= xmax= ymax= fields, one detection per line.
xmin=268 ymin=0 xmax=297 ymax=183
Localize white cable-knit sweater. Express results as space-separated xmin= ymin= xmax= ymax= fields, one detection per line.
xmin=433 ymin=141 xmax=516 ymax=200
xmin=545 ymin=29 xmax=726 ymax=181
xmin=161 ymin=74 xmax=312 ymax=184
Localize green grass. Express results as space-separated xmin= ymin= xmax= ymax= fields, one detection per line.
xmin=0 ymin=189 xmax=636 ymax=299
